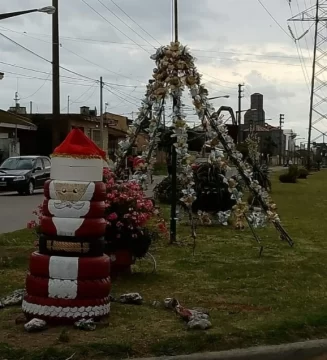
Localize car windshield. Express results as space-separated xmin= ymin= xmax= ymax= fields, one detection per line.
xmin=0 ymin=158 xmax=35 ymax=170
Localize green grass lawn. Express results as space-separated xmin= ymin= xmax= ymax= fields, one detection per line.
xmin=1 ymin=170 xmax=327 ymax=359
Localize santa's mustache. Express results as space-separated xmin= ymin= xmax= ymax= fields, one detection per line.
xmin=53 ymin=201 xmax=85 ymax=210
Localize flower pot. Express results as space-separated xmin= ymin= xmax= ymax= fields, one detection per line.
xmin=109 ymin=250 xmax=135 ymax=278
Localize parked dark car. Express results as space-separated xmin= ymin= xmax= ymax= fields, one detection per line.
xmin=0 ymin=156 xmax=51 ymax=195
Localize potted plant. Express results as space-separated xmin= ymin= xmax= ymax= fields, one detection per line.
xmin=103 ymin=168 xmax=166 ymax=277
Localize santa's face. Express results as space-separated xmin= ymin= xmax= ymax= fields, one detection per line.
xmin=53 ymin=182 xmax=89 ymax=202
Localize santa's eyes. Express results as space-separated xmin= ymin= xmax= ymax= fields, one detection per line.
xmin=59 ymin=188 xmax=78 ymax=194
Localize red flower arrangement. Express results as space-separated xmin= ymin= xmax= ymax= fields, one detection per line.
xmin=103 ymin=168 xmax=167 ymax=258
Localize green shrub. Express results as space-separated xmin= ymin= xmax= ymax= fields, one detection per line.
xmin=279 ymin=172 xmax=297 ymax=183
xmin=288 ymin=165 xmax=299 ymax=177
xmin=298 ymin=167 xmax=309 ymax=179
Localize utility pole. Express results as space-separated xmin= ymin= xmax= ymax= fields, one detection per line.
xmin=237 ymin=84 xmax=244 ymax=143
xmin=170 ymin=0 xmax=178 ymax=244
xmin=30 ymin=101 xmax=33 ymax=115
xmin=279 ymin=114 xmax=285 ymax=166
xmin=52 ymin=0 xmax=60 ymax=148
xmin=288 ymin=0 xmax=325 ymax=170
xmin=100 ymin=76 xmax=104 ymax=150
xmin=67 ymin=95 xmax=70 ymax=114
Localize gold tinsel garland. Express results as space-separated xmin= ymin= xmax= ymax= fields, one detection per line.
xmin=50 ymin=153 xmax=104 ymax=160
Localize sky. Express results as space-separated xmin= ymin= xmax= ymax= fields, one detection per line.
xmin=0 ymin=0 xmax=323 ymax=144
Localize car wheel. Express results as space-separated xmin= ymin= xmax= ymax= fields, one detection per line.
xmin=26 ymin=181 xmax=35 ymax=195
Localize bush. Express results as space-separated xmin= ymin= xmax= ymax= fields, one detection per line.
xmin=288 ymin=165 xmax=299 ymax=177
xmin=192 ymin=163 xmax=238 ymax=213
xmin=252 ymin=163 xmax=271 ymax=192
xmin=279 ymin=172 xmax=297 ymax=183
xmin=153 ymin=176 xmax=183 ymax=204
xmin=298 ymin=167 xmax=309 ymax=179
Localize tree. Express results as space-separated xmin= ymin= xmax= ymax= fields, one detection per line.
xmin=236 ymin=142 xmax=249 ymax=160
xmin=262 ymin=135 xmax=277 ymax=161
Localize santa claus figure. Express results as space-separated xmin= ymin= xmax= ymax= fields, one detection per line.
xmin=23 ymin=129 xmax=111 ymax=323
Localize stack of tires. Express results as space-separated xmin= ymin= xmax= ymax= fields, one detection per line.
xmin=22 ymin=128 xmax=111 ymax=324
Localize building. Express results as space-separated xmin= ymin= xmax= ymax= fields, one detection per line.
xmin=0 ymin=109 xmax=37 ymax=161
xmin=244 ymin=93 xmax=266 ymax=127
xmin=283 ymin=129 xmax=297 ymax=153
xmin=7 ymin=101 xmax=150 ymax=160
xmin=241 ymin=93 xmax=297 ymax=163
xmin=102 ymin=112 xmax=149 ymax=157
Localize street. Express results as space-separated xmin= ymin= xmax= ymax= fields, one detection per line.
xmin=0 ymin=168 xmax=286 ymax=235
xmin=0 ymin=190 xmax=43 ymax=234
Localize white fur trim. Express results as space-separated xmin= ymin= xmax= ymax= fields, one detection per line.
xmin=48 ymin=200 xmax=91 ymax=218
xmin=49 ymin=256 xmax=79 ymax=280
xmin=22 ymin=300 xmax=110 ymax=318
xmin=52 ymin=217 xmax=84 ymax=236
xmin=48 ymin=279 xmax=78 ymax=299
xmin=51 ymin=157 xmax=103 ymax=182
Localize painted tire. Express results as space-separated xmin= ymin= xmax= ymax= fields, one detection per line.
xmin=42 ymin=199 xmax=105 ymax=219
xmin=109 ymin=250 xmax=134 ymax=266
xmin=25 ymin=274 xmax=111 ymax=299
xmin=29 ymin=252 xmax=110 ymax=280
xmin=41 ymin=216 xmax=106 ymax=237
xmin=108 ymin=250 xmax=134 ymax=278
xmin=22 ymin=295 xmax=110 ymax=323
xmin=38 ymin=234 xmax=105 ymax=257
xmin=44 ymin=180 xmax=106 ymax=201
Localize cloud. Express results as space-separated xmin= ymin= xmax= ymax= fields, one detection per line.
xmin=0 ymin=0 xmax=321 ymax=141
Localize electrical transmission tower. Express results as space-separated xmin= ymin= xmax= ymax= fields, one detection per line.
xmin=288 ymin=0 xmax=327 ymax=169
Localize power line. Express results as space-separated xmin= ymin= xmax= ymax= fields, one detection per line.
xmin=0 ymin=26 xmax=149 ymax=86
xmin=61 ymin=83 xmax=97 ymax=112
xmin=3 ymin=70 xmax=96 ymax=87
xmin=20 ymin=72 xmax=52 ymax=100
xmin=80 ymin=0 xmax=151 ymax=54
xmin=288 ymin=2 xmax=311 ymax=90
xmin=61 ymin=45 xmax=145 ymax=83
xmin=201 ymin=71 xmax=243 ymax=85
xmin=103 ymin=84 xmax=140 ymax=107
xmin=0 ymin=31 xmax=104 ymax=84
xmin=97 ymin=0 xmax=156 ymax=49
xmin=0 ymin=26 xmax=306 ymax=60
xmin=256 ymin=0 xmax=293 ymax=40
xmin=105 ymin=87 xmax=139 ymax=111
xmin=0 ymin=32 xmax=50 ymax=63
xmin=0 ymin=61 xmax=95 ymax=83
xmin=109 ymin=0 xmax=161 ymax=46
xmin=196 ymin=54 xmax=306 ymax=67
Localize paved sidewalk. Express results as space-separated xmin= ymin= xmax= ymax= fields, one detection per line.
xmin=129 ymin=339 xmax=327 ymax=360
xmin=144 ymin=175 xmax=165 ymax=198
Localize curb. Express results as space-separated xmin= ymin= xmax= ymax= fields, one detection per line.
xmin=130 ymin=339 xmax=327 ymax=360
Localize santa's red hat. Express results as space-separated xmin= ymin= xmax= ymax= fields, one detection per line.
xmin=51 ymin=129 xmax=106 ymax=182
xmin=52 ymin=128 xmax=106 ymax=160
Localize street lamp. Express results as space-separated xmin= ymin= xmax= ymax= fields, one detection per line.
xmin=208 ymin=95 xmax=230 ymax=100
xmin=0 ymin=6 xmax=55 ymax=20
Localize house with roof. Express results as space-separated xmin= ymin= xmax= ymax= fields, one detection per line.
xmin=0 ymin=109 xmax=37 ymax=162
xmin=6 ymin=103 xmax=148 ymax=160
